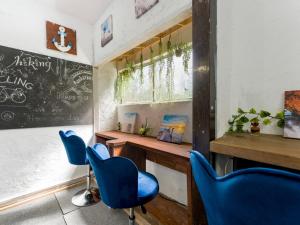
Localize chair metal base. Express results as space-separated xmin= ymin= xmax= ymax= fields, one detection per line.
xmin=129 ymin=208 xmax=135 ymax=225
xmin=71 ymin=187 xmax=100 ymax=207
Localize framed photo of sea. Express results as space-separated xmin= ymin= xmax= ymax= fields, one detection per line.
xmin=157 ymin=114 xmax=188 ymax=144
xmin=284 ymin=90 xmax=300 ymax=139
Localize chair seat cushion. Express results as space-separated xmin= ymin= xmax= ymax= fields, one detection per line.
xmin=138 ymin=171 xmax=159 ymax=204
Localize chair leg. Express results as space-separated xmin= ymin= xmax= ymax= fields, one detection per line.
xmin=71 ymin=165 xmax=100 ymax=207
xmin=129 ymin=208 xmax=135 ymax=225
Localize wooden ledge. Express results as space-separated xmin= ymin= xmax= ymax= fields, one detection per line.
xmin=210 ymin=133 xmax=300 ymax=171
xmin=95 ymin=131 xmax=192 ymax=160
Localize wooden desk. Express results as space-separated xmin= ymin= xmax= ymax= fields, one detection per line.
xmin=95 ymin=131 xmax=207 ymax=225
xmin=210 ymin=133 xmax=300 ymax=171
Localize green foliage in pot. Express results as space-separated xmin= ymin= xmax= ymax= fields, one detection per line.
xmin=138 ymin=118 xmax=151 ymax=136
xmin=228 ymin=107 xmax=285 ymax=133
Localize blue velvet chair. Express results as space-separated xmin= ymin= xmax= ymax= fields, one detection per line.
xmin=59 ymin=130 xmax=102 ymax=207
xmin=190 ymin=150 xmax=300 ymax=225
xmin=86 ymin=145 xmax=159 ymax=225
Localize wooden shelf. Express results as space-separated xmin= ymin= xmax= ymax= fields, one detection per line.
xmin=114 ymin=16 xmax=192 ymax=62
xmin=210 ymin=133 xmax=300 ymax=171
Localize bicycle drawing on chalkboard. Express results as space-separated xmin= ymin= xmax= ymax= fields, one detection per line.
xmin=0 ymin=86 xmax=26 ymax=104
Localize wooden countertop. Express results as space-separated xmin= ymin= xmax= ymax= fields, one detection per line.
xmin=95 ymin=131 xmax=192 ymax=160
xmin=210 ymin=133 xmax=300 ymax=170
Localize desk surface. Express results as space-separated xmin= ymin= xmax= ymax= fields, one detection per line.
xmin=210 ymin=133 xmax=300 ymax=170
xmin=95 ymin=131 xmax=192 ymax=160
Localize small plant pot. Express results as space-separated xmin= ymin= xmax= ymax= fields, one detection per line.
xmin=251 ymin=122 xmax=260 ymax=134
xmin=175 ymin=48 xmax=183 ymax=57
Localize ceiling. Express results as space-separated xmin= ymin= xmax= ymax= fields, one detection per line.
xmin=38 ymin=0 xmax=112 ymax=24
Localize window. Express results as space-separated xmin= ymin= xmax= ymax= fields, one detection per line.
xmin=115 ymin=43 xmax=192 ymax=104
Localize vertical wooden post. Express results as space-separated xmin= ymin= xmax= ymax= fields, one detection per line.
xmin=191 ymin=0 xmax=216 ymax=224
xmin=192 ymin=0 xmax=216 ymax=159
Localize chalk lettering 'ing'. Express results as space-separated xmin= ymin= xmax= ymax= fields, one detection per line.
xmin=0 ymin=76 xmax=34 ymax=90
xmin=13 ymin=55 xmax=52 ymax=72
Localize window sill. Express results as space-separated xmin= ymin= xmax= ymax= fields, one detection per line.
xmin=117 ymin=98 xmax=192 ymax=107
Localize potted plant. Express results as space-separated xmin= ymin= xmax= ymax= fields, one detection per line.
xmin=228 ymin=108 xmax=285 ymax=134
xmin=138 ymin=118 xmax=152 ymax=136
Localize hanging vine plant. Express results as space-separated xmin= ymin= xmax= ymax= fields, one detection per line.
xmin=182 ymin=43 xmax=192 ymax=75
xmin=149 ymin=46 xmax=156 ymax=101
xmin=158 ymin=38 xmax=164 ymax=81
xmin=166 ymin=35 xmax=174 ymax=99
xmin=139 ymin=51 xmax=144 ymax=84
xmin=114 ymin=58 xmax=135 ymax=103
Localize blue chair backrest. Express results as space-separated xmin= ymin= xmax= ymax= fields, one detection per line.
xmin=59 ymin=130 xmax=87 ymax=165
xmin=190 ymin=150 xmax=300 ymax=225
xmin=86 ymin=146 xmax=139 ymax=209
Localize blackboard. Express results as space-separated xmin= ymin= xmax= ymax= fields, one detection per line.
xmin=0 ymin=45 xmax=93 ymax=129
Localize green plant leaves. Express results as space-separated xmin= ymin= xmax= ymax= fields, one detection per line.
xmin=249 ymin=108 xmax=256 ymax=114
xmin=250 ymin=117 xmax=259 ymax=123
xmin=259 ymin=110 xmax=271 ymax=118
xmin=238 ymin=108 xmax=245 ymax=114
xmin=240 ymin=116 xmax=249 ymax=123
xmin=277 ymin=119 xmax=285 ymax=128
xmin=263 ymin=118 xmax=272 ymax=125
xmin=227 ymin=107 xmax=285 ymax=133
xmin=275 ymin=111 xmax=284 ymax=120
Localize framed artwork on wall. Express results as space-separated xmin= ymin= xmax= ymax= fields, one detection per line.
xmin=135 ymin=0 xmax=159 ymax=18
xmin=46 ymin=21 xmax=77 ymax=55
xmin=101 ymin=15 xmax=113 ymax=47
xmin=284 ymin=90 xmax=300 ymax=139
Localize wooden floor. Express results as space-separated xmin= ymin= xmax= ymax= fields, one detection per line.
xmin=139 ymin=194 xmax=188 ymax=225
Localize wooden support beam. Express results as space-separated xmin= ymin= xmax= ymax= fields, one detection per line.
xmin=192 ymin=0 xmax=216 ymax=159
xmin=192 ymin=0 xmax=216 ymax=223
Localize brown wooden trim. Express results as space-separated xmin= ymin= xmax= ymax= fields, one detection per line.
xmin=0 ymin=176 xmax=87 ymax=211
xmin=114 ymin=17 xmax=192 ymax=62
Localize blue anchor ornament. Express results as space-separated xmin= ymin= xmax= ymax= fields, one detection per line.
xmin=52 ymin=26 xmax=72 ymax=53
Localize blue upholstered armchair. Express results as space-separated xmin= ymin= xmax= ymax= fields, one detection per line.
xmin=86 ymin=145 xmax=159 ymax=225
xmin=190 ymin=150 xmax=300 ymax=225
xmin=59 ymin=130 xmax=103 ymax=207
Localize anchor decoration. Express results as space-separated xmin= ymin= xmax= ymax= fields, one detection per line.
xmin=52 ymin=26 xmax=72 ymax=53
xmin=46 ymin=21 xmax=77 ymax=55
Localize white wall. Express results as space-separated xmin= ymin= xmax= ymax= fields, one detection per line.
xmin=0 ymin=0 xmax=93 ymax=64
xmin=0 ymin=1 xmax=94 ymax=202
xmin=94 ymin=63 xmax=118 ymax=132
xmin=217 ymin=0 xmax=300 ymax=138
xmin=93 ymin=0 xmax=192 ymax=65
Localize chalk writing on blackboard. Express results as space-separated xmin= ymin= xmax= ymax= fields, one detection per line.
xmin=0 ymin=45 xmax=93 ymax=129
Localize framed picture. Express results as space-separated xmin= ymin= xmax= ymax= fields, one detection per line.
xmin=119 ymin=112 xmax=137 ymax=134
xmin=101 ymin=15 xmax=113 ymax=47
xmin=284 ymin=90 xmax=300 ymax=139
xmin=46 ymin=21 xmax=77 ymax=55
xmin=157 ymin=115 xmax=188 ymax=144
xmin=135 ymin=0 xmax=159 ymax=18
